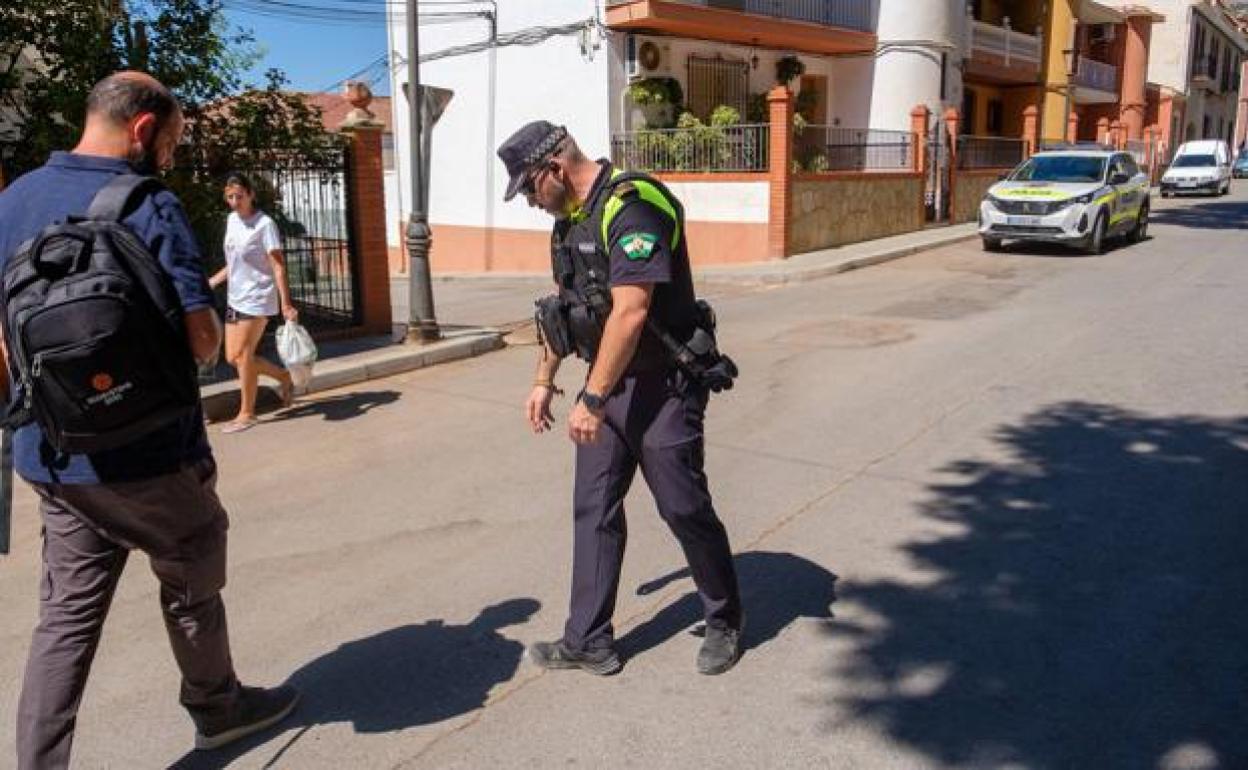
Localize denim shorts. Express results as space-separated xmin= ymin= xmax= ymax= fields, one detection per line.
xmin=224 ymin=307 xmax=270 ymax=324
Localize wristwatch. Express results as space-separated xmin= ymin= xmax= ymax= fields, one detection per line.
xmin=580 ymin=390 xmax=607 ymax=412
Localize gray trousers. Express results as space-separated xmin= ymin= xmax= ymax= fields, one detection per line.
xmin=16 ymin=458 xmax=241 ymax=770
xmin=564 ymin=369 xmax=742 ymax=651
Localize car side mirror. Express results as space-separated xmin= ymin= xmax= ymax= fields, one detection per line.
xmin=1111 ymin=172 xmax=1130 ymax=185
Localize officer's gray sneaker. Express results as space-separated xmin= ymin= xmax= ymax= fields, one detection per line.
xmin=193 ymin=684 xmax=300 ymax=750
xmin=697 ymin=618 xmax=745 ymax=675
xmin=528 ymin=640 xmax=622 ymax=676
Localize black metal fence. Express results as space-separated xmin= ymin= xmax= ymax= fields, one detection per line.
xmin=171 ymin=144 xmax=360 ymax=334
xmin=795 ymin=126 xmax=913 ymax=172
xmin=958 ymin=135 xmax=1027 ymax=170
xmin=611 ymin=124 xmax=770 ymax=173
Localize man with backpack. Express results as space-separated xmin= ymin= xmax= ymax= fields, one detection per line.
xmin=0 ymin=72 xmax=298 ymax=769
xmin=498 ymin=121 xmax=744 ymax=676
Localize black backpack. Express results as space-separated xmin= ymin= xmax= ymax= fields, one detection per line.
xmin=1 ymin=174 xmax=199 ymax=453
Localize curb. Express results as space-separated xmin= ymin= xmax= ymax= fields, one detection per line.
xmin=399 ymin=226 xmax=981 ymax=289
xmin=200 ymin=330 xmax=505 ymax=421
xmin=697 ymin=226 xmax=980 ymax=286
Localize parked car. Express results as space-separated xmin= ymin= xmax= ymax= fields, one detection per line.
xmin=1233 ymin=151 xmax=1248 ymax=179
xmin=978 ymin=149 xmax=1150 ymax=255
xmin=1160 ymin=139 xmax=1232 ymax=196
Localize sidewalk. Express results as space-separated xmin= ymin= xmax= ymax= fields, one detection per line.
xmin=206 ymin=221 xmax=979 ymax=418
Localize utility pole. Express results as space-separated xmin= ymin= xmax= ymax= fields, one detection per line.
xmin=404 ymin=0 xmax=440 ymax=342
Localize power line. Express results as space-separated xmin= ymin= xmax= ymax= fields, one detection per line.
xmin=223 ymin=0 xmax=492 ymax=23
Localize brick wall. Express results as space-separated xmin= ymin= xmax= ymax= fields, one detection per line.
xmin=952 ymin=169 xmax=1005 ymax=224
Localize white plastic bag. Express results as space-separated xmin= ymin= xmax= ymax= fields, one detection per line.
xmin=275 ymin=320 xmax=318 ymax=390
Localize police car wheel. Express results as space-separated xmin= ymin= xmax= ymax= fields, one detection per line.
xmin=982 ymin=237 xmax=1003 ymax=252
xmin=1127 ymin=203 xmax=1149 ymax=244
xmin=1084 ymin=213 xmax=1108 ymax=256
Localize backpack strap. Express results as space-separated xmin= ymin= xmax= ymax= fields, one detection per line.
xmin=86 ymin=174 xmax=165 ymax=222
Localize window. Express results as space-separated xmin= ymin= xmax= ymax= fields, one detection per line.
xmin=1109 ymin=156 xmax=1128 ymax=181
xmin=987 ymin=99 xmax=1005 ymax=134
xmin=962 ymin=89 xmax=977 ymax=134
xmin=686 ymin=56 xmax=749 ymax=122
xmin=1121 ymin=155 xmax=1140 ymax=177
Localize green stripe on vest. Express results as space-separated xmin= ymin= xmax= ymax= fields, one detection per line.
xmin=601 ymin=170 xmax=682 ymax=252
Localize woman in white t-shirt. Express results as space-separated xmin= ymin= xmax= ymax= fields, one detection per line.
xmin=208 ymin=173 xmax=298 ymax=433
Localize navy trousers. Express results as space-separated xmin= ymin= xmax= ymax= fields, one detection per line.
xmin=564 ymin=369 xmax=742 ymax=651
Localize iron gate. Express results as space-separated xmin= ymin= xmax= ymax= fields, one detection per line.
xmin=174 ymin=144 xmax=361 ymax=334
xmin=926 ymin=123 xmax=952 ymax=223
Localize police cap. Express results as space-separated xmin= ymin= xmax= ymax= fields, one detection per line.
xmin=498 ymin=120 xmax=568 ymax=201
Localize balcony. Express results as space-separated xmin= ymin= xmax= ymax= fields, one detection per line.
xmin=605 ymin=0 xmax=876 ymax=56
xmin=965 ymin=18 xmax=1043 ymax=84
xmin=1191 ymin=55 xmax=1219 ymax=92
xmin=1072 ymin=56 xmax=1119 ymax=99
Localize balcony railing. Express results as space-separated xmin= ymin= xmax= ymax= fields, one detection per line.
xmin=611 ymin=0 xmax=874 ymax=33
xmin=1073 ymin=57 xmax=1118 ymax=93
xmin=969 ymin=19 xmax=1043 ymax=69
xmin=958 ymin=135 xmax=1027 ymax=170
xmin=611 ymin=124 xmax=770 ymax=173
xmin=1191 ymin=55 xmax=1220 ymax=91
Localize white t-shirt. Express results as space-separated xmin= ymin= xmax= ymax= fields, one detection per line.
xmin=223 ymin=211 xmax=282 ymax=316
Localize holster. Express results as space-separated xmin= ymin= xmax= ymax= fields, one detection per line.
xmin=534 ymin=294 xmax=575 ymax=359
xmin=646 ymin=299 xmax=740 ymax=394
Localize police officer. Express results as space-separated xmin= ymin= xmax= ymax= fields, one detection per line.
xmin=498 ymin=121 xmax=744 ymax=676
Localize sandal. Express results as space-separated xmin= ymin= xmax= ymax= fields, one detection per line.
xmin=221 ymin=419 xmax=257 ymax=434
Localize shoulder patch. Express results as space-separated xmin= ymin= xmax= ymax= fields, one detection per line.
xmin=619 ymin=232 xmax=658 ymax=261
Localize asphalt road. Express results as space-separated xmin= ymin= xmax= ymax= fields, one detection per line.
xmin=2 ymin=186 xmax=1246 ymax=769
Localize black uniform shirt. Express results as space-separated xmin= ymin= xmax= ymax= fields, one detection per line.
xmin=603 ymin=180 xmax=699 ymax=372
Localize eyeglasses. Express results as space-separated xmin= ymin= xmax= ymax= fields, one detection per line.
xmin=519 ymin=163 xmax=551 ymax=197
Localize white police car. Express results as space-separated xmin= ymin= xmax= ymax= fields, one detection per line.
xmin=979 ymin=148 xmax=1151 ymax=255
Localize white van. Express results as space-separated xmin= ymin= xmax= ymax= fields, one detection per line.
xmin=1160 ymin=139 xmax=1232 ymax=197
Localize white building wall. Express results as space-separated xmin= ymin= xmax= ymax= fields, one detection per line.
xmin=387 ymin=1 xmax=609 ymax=234
xmin=1140 ymin=0 xmax=1197 ymax=91
xmin=868 ymin=0 xmax=967 ymax=131
xmin=664 ymin=181 xmax=769 ymax=223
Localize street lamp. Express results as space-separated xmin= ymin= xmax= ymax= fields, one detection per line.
xmin=404 ymin=0 xmax=439 ymax=343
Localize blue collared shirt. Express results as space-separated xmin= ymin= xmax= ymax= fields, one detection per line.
xmin=0 ymin=152 xmax=214 ymax=484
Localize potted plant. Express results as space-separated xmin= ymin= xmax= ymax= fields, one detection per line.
xmin=627 ymin=77 xmax=684 ymax=129
xmin=776 ymin=55 xmax=805 ymax=87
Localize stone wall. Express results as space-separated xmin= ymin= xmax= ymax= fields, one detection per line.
xmin=789 ymin=173 xmax=924 ymax=254
xmin=952 ymin=169 xmax=1007 ymax=224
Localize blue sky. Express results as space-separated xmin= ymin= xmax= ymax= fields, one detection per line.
xmin=224 ymin=8 xmax=393 ymax=95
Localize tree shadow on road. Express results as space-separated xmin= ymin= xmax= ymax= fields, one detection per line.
xmin=618 ymin=551 xmax=838 ymax=663
xmin=834 ymin=402 xmax=1248 ymax=769
xmin=167 ymin=597 xmax=540 ymax=769
xmin=1149 ymin=199 xmax=1248 ymax=230
xmin=267 ymin=390 xmax=401 ymax=423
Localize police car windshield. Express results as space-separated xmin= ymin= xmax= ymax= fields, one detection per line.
xmin=1011 ymin=156 xmax=1107 ymax=183
xmin=1171 ymin=155 xmax=1217 ymax=168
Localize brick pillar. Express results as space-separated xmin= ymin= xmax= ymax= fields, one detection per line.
xmin=767 ymin=86 xmax=794 ymax=260
xmin=1067 ymin=110 xmax=1079 ymax=143
xmin=1096 ymin=117 xmax=1111 ymax=146
xmin=1237 ymin=60 xmax=1248 ymax=152
xmin=910 ymin=105 xmax=931 ymax=174
xmin=1143 ymin=124 xmax=1156 ymax=172
xmin=1022 ymin=105 xmax=1040 ymax=157
xmin=342 ymin=122 xmax=393 ymax=335
xmin=1120 ymin=12 xmax=1152 ymax=141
